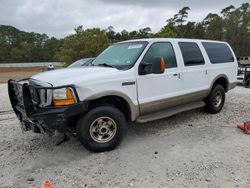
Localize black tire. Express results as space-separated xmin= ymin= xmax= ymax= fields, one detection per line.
xmin=245 ymin=78 xmax=250 ymax=88
xmin=76 ymin=106 xmax=127 ymax=152
xmin=205 ymin=84 xmax=225 ymax=114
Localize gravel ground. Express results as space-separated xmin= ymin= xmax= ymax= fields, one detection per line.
xmin=0 ymin=83 xmax=250 ymax=188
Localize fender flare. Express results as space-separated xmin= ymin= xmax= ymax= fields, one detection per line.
xmin=208 ymin=74 xmax=229 ymax=94
xmin=85 ymin=91 xmax=139 ymax=121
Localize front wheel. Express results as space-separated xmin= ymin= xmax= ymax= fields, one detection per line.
xmin=205 ymin=84 xmax=225 ymax=114
xmin=76 ymin=106 xmax=127 ymax=152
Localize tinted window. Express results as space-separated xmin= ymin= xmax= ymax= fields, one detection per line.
xmin=202 ymin=42 xmax=234 ymax=64
xmin=143 ymin=42 xmax=177 ymax=68
xmin=179 ymin=42 xmax=205 ymax=66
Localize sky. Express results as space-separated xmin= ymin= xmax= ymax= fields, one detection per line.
xmin=0 ymin=0 xmax=248 ymax=38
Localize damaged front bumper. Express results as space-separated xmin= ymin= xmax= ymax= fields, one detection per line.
xmin=8 ymin=79 xmax=88 ymax=134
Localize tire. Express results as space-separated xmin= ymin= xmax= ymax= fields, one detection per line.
xmin=245 ymin=78 xmax=250 ymax=88
xmin=205 ymin=84 xmax=225 ymax=114
xmin=76 ymin=106 xmax=127 ymax=152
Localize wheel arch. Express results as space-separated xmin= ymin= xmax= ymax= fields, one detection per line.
xmin=85 ymin=91 xmax=139 ymax=122
xmin=209 ymin=74 xmax=229 ymax=93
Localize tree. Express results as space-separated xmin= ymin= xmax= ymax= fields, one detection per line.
xmin=138 ymin=27 xmax=153 ymax=38
xmin=157 ymin=26 xmax=178 ymax=38
xmin=128 ymin=30 xmax=139 ymax=39
xmin=176 ymin=6 xmax=191 ymax=26
xmin=236 ymin=3 xmax=250 ymax=55
xmin=56 ymin=27 xmax=110 ymax=65
xmin=160 ymin=6 xmax=191 ymax=38
xmin=120 ymin=30 xmax=129 ymax=41
xmin=105 ymin=26 xmax=116 ymax=42
xmin=219 ymin=4 xmax=250 ymax=55
xmin=44 ymin=37 xmax=63 ymax=61
xmin=203 ymin=13 xmax=223 ymax=40
xmin=0 ymin=25 xmax=62 ymax=63
xmin=221 ymin=5 xmax=235 ymax=17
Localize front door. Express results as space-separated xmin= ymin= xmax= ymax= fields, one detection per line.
xmin=136 ymin=42 xmax=183 ymax=115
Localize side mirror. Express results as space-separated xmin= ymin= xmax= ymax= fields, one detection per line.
xmin=152 ymin=57 xmax=165 ymax=74
xmin=139 ymin=57 xmax=165 ymax=75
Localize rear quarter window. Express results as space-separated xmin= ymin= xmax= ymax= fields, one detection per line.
xmin=202 ymin=42 xmax=234 ymax=64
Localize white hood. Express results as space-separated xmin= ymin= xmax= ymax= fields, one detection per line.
xmin=31 ymin=67 xmax=121 ymax=86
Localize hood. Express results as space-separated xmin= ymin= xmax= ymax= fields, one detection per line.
xmin=31 ymin=67 xmax=121 ymax=86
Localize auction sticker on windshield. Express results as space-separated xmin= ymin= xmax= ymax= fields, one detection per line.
xmin=128 ymin=44 xmax=143 ymax=49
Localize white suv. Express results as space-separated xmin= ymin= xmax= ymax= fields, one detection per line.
xmin=8 ymin=38 xmax=237 ymax=152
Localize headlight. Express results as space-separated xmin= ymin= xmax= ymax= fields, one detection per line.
xmin=53 ymin=87 xmax=76 ymax=106
xmin=53 ymin=88 xmax=68 ymax=99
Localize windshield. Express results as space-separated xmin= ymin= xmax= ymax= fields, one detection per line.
xmin=92 ymin=41 xmax=148 ymax=69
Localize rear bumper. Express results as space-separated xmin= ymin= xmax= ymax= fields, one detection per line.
xmin=8 ymin=79 xmax=88 ymax=134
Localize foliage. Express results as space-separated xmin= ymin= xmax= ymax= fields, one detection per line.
xmin=105 ymin=26 xmax=153 ymax=43
xmin=0 ymin=3 xmax=249 ymax=64
xmin=0 ymin=25 xmax=62 ymax=63
xmin=157 ymin=3 xmax=250 ymax=56
xmin=56 ymin=27 xmax=110 ymax=65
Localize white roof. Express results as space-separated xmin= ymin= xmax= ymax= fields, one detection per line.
xmin=119 ymin=38 xmax=228 ymax=44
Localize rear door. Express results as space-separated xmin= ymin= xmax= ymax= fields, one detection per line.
xmin=178 ymin=42 xmax=209 ymax=94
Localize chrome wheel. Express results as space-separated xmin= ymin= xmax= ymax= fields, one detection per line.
xmin=89 ymin=117 xmax=117 ymax=143
xmin=213 ymin=90 xmax=222 ymax=107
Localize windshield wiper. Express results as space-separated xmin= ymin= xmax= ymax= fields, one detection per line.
xmin=97 ymin=63 xmax=115 ymax=68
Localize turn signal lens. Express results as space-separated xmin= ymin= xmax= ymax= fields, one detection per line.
xmin=160 ymin=58 xmax=166 ymax=72
xmin=53 ymin=88 xmax=76 ymax=106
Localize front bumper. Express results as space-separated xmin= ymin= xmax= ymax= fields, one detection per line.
xmin=8 ymin=79 xmax=88 ymax=134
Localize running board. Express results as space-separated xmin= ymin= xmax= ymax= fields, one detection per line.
xmin=136 ymin=101 xmax=205 ymax=123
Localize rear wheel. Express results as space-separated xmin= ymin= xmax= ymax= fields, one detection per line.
xmin=76 ymin=106 xmax=126 ymax=152
xmin=205 ymin=84 xmax=225 ymax=114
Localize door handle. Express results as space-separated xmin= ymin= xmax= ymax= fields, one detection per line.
xmin=173 ymin=73 xmax=181 ymax=79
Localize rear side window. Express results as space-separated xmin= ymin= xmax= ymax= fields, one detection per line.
xmin=202 ymin=42 xmax=234 ymax=64
xmin=178 ymin=42 xmax=205 ymax=66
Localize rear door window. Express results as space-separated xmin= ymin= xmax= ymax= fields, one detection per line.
xmin=202 ymin=42 xmax=234 ymax=64
xmin=178 ymin=42 xmax=205 ymax=66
